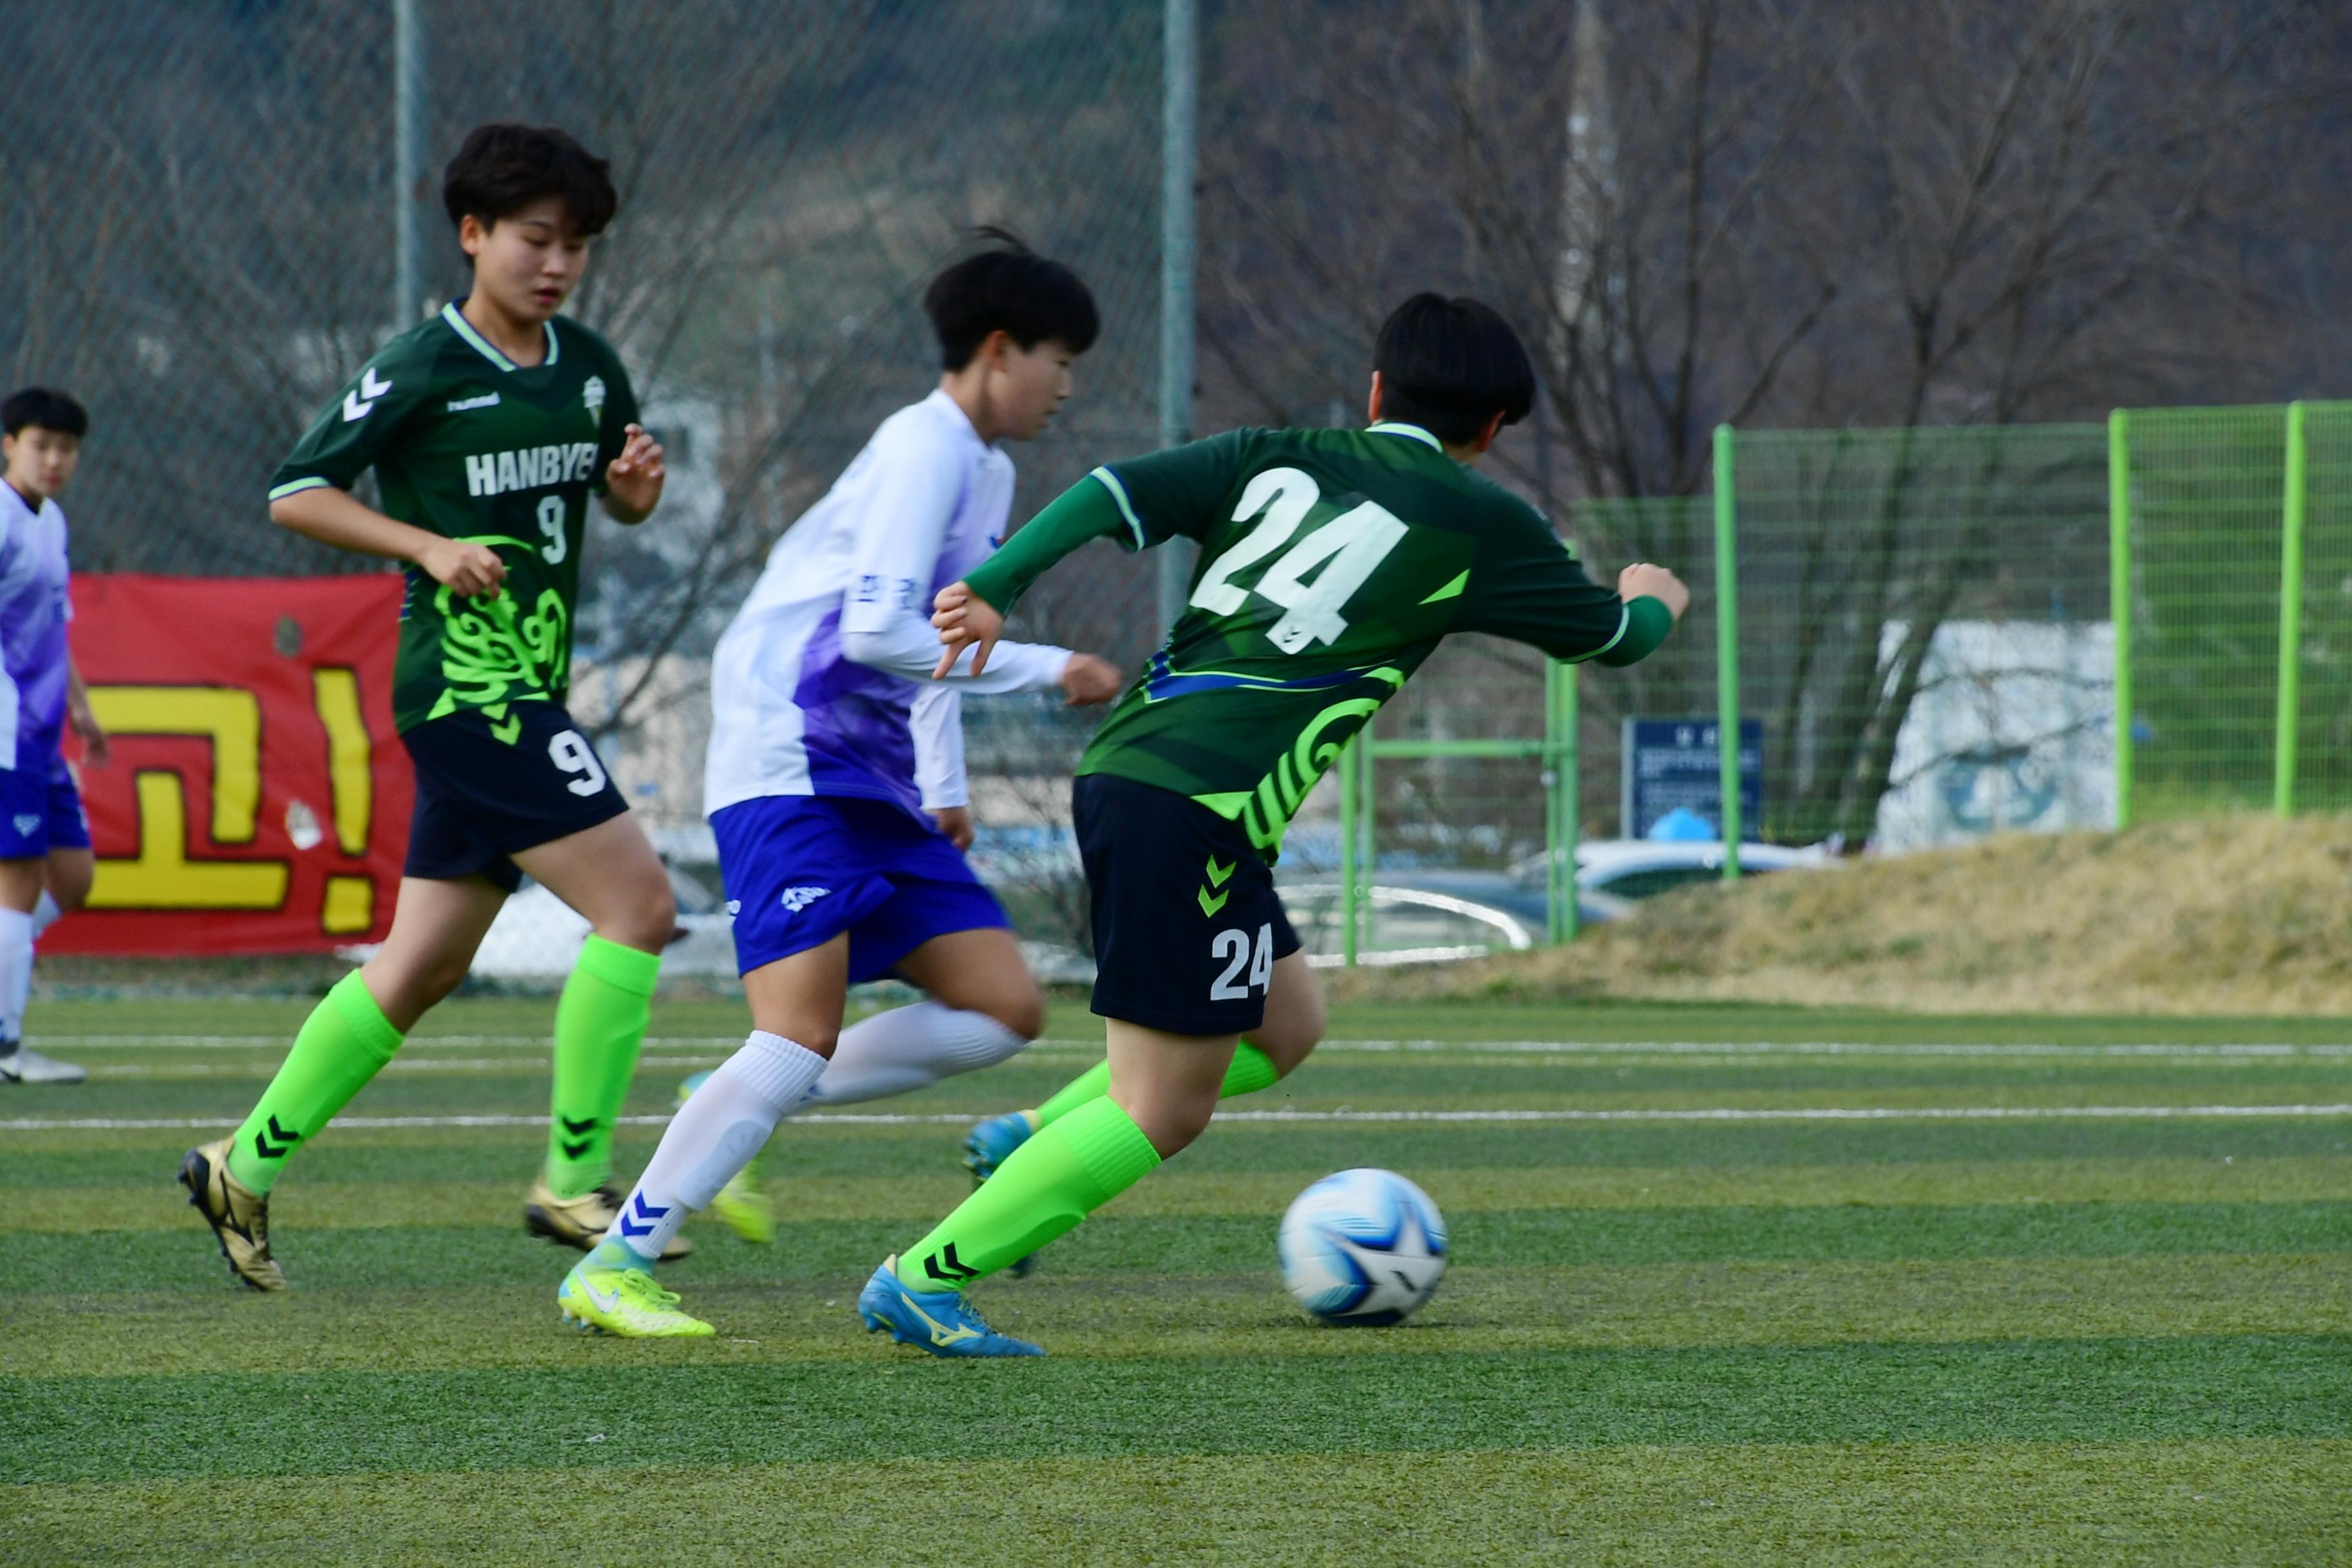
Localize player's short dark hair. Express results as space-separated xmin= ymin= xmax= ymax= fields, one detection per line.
xmin=1373 ymin=293 xmax=1537 ymax=445
xmin=922 ymin=228 xmax=1100 ymax=371
xmin=442 ymin=123 xmax=618 ymax=237
xmin=2 ymin=387 xmax=88 ymax=439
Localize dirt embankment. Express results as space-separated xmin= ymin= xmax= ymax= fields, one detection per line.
xmin=1338 ymin=816 xmax=2352 ymax=1015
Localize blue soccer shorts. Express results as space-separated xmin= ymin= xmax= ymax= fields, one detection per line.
xmin=0 ymin=747 xmax=90 ymax=860
xmin=710 ymin=793 xmax=1009 ymax=983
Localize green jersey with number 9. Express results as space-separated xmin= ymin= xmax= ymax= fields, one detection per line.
xmin=964 ymin=421 xmax=1672 ymax=860
xmin=268 ymin=303 xmax=641 ymax=732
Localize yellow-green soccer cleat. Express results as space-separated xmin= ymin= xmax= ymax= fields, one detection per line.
xmin=177 ymin=1137 xmax=286 ymax=1291
xmin=557 ymin=1261 xmax=714 ymax=1338
xmin=680 ymin=1072 xmax=774 ymax=1244
xmin=524 ymin=1177 xmax=693 ymax=1260
xmin=708 ymin=1166 xmax=775 ymax=1244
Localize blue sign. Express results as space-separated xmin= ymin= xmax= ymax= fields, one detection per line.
xmin=1622 ymin=718 xmax=1763 ymax=841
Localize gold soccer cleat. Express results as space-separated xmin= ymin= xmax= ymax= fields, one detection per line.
xmin=524 ymin=1177 xmax=693 ymax=1260
xmin=179 ymin=1138 xmax=286 ymax=1291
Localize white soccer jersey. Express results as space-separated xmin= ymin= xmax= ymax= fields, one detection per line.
xmin=704 ymin=389 xmax=1072 ymax=818
xmin=0 ymin=484 xmax=72 ymax=766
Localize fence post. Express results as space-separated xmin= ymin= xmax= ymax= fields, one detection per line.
xmin=392 ymin=0 xmax=427 ymax=326
xmin=1713 ymin=425 xmax=1742 ymax=876
xmin=1155 ymin=0 xmax=1199 ymax=634
xmin=1355 ymin=727 xmax=1376 ymax=959
xmin=2276 ymin=400 xmax=2308 ymax=818
xmin=1544 ymin=659 xmax=1580 ymax=943
xmin=1337 ymin=734 xmax=1358 ymax=967
xmin=2109 ymin=409 xmax=2134 ymax=830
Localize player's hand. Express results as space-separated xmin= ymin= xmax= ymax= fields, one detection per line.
xmin=604 ymin=424 xmax=666 ymax=518
xmin=1618 ymin=563 xmax=1691 ymax=621
xmin=929 ymin=805 xmax=975 ymax=850
xmin=418 ymin=537 xmax=507 ymax=598
xmin=1059 ymin=653 xmax=1123 ymax=707
xmin=932 ymin=582 xmax=1006 ymax=678
xmin=68 ymin=703 xmax=109 ymax=768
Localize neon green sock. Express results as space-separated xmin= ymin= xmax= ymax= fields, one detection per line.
xmin=1030 ymin=1060 xmax=1110 ymax=1126
xmin=545 ymin=935 xmax=661 ymax=1199
xmin=1030 ymin=1043 xmax=1278 ymax=1130
xmin=897 ymin=1097 xmax=1160 ymax=1288
xmin=226 ymin=972 xmax=404 ymax=1194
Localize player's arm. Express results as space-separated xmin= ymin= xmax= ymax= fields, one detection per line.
xmin=1459 ymin=509 xmax=1687 ymax=666
xmin=267 ymin=357 xmax=506 ymax=597
xmin=934 ymin=433 xmax=1250 ymax=678
xmin=269 ymin=486 xmax=506 ymax=598
xmin=601 ymin=425 xmax=663 ymax=524
xmin=594 ymin=361 xmax=662 ymax=525
xmin=843 ymin=418 xmax=1114 ymax=701
xmin=64 ymin=660 xmax=106 ymax=768
xmin=910 ymin=683 xmax=973 ymax=849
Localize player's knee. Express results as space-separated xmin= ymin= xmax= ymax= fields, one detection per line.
xmin=364 ymin=952 xmax=466 ymax=1024
xmin=985 ymin=981 xmax=1046 ymax=1043
xmin=593 ymin=876 xmax=676 ymax=954
xmin=47 ymin=863 xmax=93 ymax=913
xmin=1142 ymin=1099 xmax=1217 ymax=1157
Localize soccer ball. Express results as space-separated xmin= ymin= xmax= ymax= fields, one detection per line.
xmin=1277 ymin=1168 xmax=1448 ymax=1325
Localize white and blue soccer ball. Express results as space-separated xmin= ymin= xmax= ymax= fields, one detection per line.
xmin=1277 ymin=1168 xmax=1448 ymax=1326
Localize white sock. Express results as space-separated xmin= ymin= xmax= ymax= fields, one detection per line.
xmin=0 ymin=908 xmax=32 ymax=1046
xmin=601 ymin=1030 xmax=828 ymax=1264
xmin=799 ymin=1002 xmax=1031 ymax=1108
xmin=29 ymin=891 xmax=61 ymax=940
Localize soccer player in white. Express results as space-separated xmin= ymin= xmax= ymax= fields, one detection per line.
xmin=0 ymin=388 xmax=110 ymax=1085
xmin=559 ymin=235 xmax=1122 ymax=1335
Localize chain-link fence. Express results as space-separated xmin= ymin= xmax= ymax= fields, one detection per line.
xmin=2113 ymin=400 xmax=2352 ymax=821
xmin=4 ymin=0 xmax=1171 ymax=979
xmin=1732 ymin=423 xmax=2113 ymax=851
xmin=8 ymin=5 xmax=2344 ymax=978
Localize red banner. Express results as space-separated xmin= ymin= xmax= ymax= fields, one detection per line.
xmin=48 ymin=574 xmax=413 ymax=956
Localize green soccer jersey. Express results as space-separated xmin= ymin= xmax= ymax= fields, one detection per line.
xmin=965 ymin=422 xmax=1671 ymax=858
xmin=268 ymin=303 xmax=641 ymax=732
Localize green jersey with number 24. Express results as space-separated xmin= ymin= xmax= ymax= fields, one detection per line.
xmin=1070 ymin=422 xmax=1649 ymax=857
xmin=269 ymin=303 xmax=640 ymax=733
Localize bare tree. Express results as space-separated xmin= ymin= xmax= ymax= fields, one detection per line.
xmin=1193 ymin=0 xmax=2351 ymax=840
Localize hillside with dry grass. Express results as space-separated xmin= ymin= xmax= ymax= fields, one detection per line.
xmin=1339 ymin=816 xmax=2352 ymax=1015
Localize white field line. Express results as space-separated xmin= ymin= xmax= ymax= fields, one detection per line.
xmin=10 ymin=1102 xmax=2352 ymax=1132
xmin=35 ymin=1034 xmax=2352 ymax=1059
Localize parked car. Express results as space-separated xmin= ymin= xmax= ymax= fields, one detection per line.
xmin=1513 ymin=838 xmax=1830 ymax=914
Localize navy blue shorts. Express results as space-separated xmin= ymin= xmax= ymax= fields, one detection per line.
xmin=711 ymin=794 xmax=1008 ymax=983
xmin=1073 ymin=772 xmax=1301 ymax=1036
xmin=398 ymin=703 xmax=629 ymax=892
xmin=0 ymin=747 xmax=88 ymax=860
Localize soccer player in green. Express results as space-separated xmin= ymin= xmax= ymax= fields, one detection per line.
xmin=858 ymin=293 xmax=1689 ymax=1354
xmin=181 ymin=124 xmax=675 ymax=1291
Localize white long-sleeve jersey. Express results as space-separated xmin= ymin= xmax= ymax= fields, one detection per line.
xmin=704 ymin=389 xmax=1072 ymax=818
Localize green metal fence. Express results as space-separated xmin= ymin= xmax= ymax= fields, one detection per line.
xmin=2111 ymin=401 xmax=2352 ymax=819
xmin=1328 ymin=399 xmax=2340 ymax=966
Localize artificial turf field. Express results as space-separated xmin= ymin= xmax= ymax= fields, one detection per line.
xmin=5 ymin=995 xmax=2349 ymax=1565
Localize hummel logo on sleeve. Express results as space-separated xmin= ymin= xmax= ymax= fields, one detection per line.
xmin=342 ymin=367 xmax=393 ymax=422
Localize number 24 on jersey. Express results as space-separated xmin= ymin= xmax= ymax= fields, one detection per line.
xmin=1190 ymin=469 xmax=1406 ymax=654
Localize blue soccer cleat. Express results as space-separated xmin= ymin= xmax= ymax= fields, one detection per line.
xmin=961 ymin=1110 xmax=1036 ymax=1182
xmin=858 ymin=1255 xmax=1043 ymax=1358
xmin=962 ymin=1112 xmax=1044 ymax=1277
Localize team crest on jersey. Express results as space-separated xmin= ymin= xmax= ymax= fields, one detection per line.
xmin=582 ymin=375 xmax=607 ymax=416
